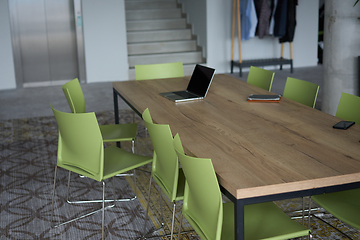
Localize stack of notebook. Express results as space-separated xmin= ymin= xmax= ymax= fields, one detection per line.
xmin=247 ymin=94 xmax=281 ymax=102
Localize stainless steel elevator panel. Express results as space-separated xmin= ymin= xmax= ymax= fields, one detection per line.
xmin=9 ymin=0 xmax=83 ymax=87
xmin=10 ymin=0 xmax=51 ymax=85
xmin=45 ymin=0 xmax=78 ymax=81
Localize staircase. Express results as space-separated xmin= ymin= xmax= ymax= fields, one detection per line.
xmin=125 ymin=0 xmax=205 ymax=78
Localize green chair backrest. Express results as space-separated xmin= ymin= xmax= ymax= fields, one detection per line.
xmin=135 ymin=62 xmax=184 ymax=80
xmin=246 ymin=66 xmax=275 ymax=91
xmin=282 ymin=77 xmax=319 ymax=108
xmin=51 ymin=104 xmax=104 ymax=182
xmin=173 ymin=134 xmax=223 ymax=240
xmin=62 ymin=78 xmax=86 ymax=113
xmin=336 ymin=92 xmax=360 ymax=125
xmin=142 ymin=108 xmax=181 ymax=201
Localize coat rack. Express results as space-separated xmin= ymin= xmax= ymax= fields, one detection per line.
xmin=230 ymin=0 xmax=294 ymax=77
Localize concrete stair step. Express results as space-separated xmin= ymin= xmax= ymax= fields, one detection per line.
xmin=125 ymin=0 xmax=206 ymax=71
xmin=127 ymin=29 xmax=192 ymax=43
xmin=126 ymin=9 xmax=182 ymax=20
xmin=126 ymin=18 xmax=187 ymax=31
xmin=128 ymin=52 xmax=204 ymax=68
xmin=125 ymin=0 xmax=177 ymax=10
xmin=128 ymin=40 xmax=197 ymax=55
xmin=127 ymin=63 xmax=204 ymax=80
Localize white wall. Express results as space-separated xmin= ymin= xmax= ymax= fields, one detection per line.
xmin=179 ymin=0 xmax=207 ymax=58
xmin=0 ymin=0 xmax=16 ymax=90
xmin=206 ymin=0 xmax=233 ymax=72
xmin=82 ymin=0 xmax=129 ymax=83
xmin=180 ymin=0 xmax=319 ymax=74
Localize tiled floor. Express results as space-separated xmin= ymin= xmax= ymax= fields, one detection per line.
xmin=0 ymin=65 xmax=323 ymax=120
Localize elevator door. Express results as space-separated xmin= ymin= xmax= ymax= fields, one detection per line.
xmin=9 ymin=0 xmax=81 ymax=87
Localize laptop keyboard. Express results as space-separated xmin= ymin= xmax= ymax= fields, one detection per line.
xmin=175 ymin=91 xmax=197 ymax=98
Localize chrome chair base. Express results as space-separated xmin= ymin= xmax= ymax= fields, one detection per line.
xmin=139 ymin=176 xmax=194 ymax=240
xmin=50 ymin=166 xmax=117 ymax=240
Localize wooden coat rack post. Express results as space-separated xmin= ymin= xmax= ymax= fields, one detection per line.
xmin=230 ymin=0 xmax=294 ymax=77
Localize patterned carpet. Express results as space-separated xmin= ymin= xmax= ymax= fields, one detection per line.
xmin=0 ymin=109 xmax=359 ymax=239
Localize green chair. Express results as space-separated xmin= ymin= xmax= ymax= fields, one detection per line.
xmin=335 ymin=92 xmax=360 ymax=124
xmin=135 ymin=62 xmax=184 ymax=80
xmin=62 ymin=78 xmax=138 ymax=149
xmin=309 ymin=189 xmax=360 ymax=231
xmin=310 ymin=87 xmax=360 ymax=233
xmin=141 ymin=108 xmax=186 ymax=239
xmin=282 ymin=77 xmax=319 ymax=108
xmin=246 ymin=66 xmax=275 ymax=91
xmin=173 ymin=134 xmax=310 ymax=240
xmin=50 ymin=104 xmax=152 ymax=240
xmin=134 ymin=62 xmax=184 ymax=142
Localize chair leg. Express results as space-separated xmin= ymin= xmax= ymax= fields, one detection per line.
xmin=308 ymin=197 xmax=312 ymax=240
xmin=170 ymin=202 xmax=176 ymax=240
xmin=142 ymin=176 xmax=153 ymax=236
xmin=102 ymin=178 xmax=117 ymax=240
xmin=302 ymin=197 xmax=305 ymax=226
xmin=52 ymin=169 xmax=114 ymax=229
xmin=102 ymin=181 xmax=105 ymax=240
xmin=132 ymin=139 xmax=135 ymax=153
xmin=142 ymin=185 xmax=192 ymax=239
xmin=50 ymin=165 xmax=58 ymax=227
xmin=159 ymin=186 xmax=164 ymax=226
xmin=177 ymin=211 xmax=183 ymax=240
xmin=134 ymin=169 xmax=137 ymax=197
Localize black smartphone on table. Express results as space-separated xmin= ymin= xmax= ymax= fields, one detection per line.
xmin=333 ymin=121 xmax=355 ymax=130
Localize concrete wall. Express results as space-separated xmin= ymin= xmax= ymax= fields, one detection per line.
xmin=321 ymin=0 xmax=360 ymax=115
xmin=82 ymin=0 xmax=129 ymax=83
xmin=180 ymin=0 xmax=319 ymax=73
xmin=0 ymin=0 xmax=16 ymax=90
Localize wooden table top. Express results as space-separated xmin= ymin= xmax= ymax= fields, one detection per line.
xmin=113 ymin=74 xmax=360 ymax=200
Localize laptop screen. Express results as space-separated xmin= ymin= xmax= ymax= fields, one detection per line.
xmin=186 ymin=64 xmax=216 ymax=97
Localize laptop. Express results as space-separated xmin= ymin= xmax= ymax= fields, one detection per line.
xmin=159 ymin=64 xmax=216 ymax=102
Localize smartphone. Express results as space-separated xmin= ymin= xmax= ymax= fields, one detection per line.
xmin=333 ymin=121 xmax=355 ymax=130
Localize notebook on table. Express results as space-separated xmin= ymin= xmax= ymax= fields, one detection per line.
xmin=247 ymin=94 xmax=281 ymax=102
xmin=159 ymin=64 xmax=216 ymax=102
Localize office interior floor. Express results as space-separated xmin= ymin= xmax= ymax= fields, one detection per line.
xmin=0 ymin=65 xmax=323 ymax=120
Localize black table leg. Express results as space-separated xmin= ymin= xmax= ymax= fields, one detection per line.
xmin=235 ymin=199 xmax=245 ymax=240
xmin=113 ymin=88 xmax=121 ymax=148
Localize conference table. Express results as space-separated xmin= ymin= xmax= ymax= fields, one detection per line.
xmin=113 ymin=74 xmax=360 ymax=240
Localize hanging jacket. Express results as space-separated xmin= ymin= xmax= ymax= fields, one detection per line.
xmin=254 ymin=0 xmax=272 ymax=38
xmin=273 ymin=0 xmax=287 ymax=37
xmin=240 ymin=0 xmax=258 ymax=41
xmin=279 ymin=0 xmax=298 ymax=43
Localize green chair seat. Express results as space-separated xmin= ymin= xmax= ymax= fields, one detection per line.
xmin=282 ymin=77 xmax=319 ymax=108
xmin=246 ymin=66 xmax=275 ymax=91
xmin=311 ymin=189 xmax=360 ymax=231
xmin=174 ymin=134 xmax=310 ymax=240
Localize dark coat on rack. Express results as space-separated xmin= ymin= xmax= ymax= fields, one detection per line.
xmin=254 ymin=0 xmax=272 ymax=38
xmin=279 ymin=0 xmax=298 ymax=43
xmin=273 ymin=0 xmax=287 ymax=37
